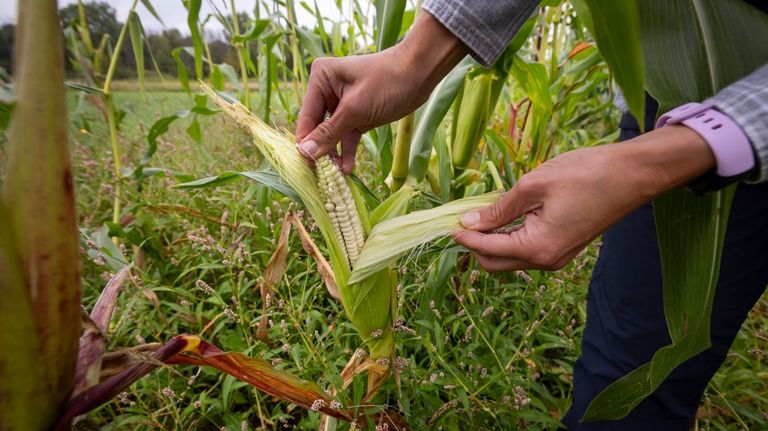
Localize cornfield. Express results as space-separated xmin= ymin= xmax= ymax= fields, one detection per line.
xmin=1 ymin=0 xmax=767 ymax=430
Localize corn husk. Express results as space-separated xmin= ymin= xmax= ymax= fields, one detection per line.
xmin=350 ymin=191 xmax=502 ymax=283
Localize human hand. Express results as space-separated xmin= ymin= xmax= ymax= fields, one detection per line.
xmin=296 ymin=12 xmax=467 ymax=173
xmin=453 ymin=126 xmax=716 ymax=272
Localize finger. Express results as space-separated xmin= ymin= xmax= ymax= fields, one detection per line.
xmin=298 ymin=106 xmax=354 ymax=161
xmin=452 ymin=230 xmax=533 ymax=262
xmin=296 ymin=77 xmax=336 ymax=144
xmin=459 ymin=185 xmax=535 ymax=232
xmin=472 ymin=252 xmax=531 ymax=272
xmin=340 ymin=129 xmax=362 ymax=174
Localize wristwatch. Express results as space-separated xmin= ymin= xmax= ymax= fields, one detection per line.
xmin=656 ymin=102 xmax=757 ymax=193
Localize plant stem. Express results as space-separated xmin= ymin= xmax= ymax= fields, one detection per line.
xmin=102 ymin=0 xmax=138 ymax=231
xmin=229 ymin=0 xmax=251 ymax=108
xmin=103 ymin=0 xmax=139 ymax=96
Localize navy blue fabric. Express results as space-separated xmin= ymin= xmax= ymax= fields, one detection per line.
xmin=561 ymin=105 xmax=768 ymax=429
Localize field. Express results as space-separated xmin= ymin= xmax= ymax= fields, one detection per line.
xmin=61 ymin=87 xmax=768 ymax=430
xmin=3 ymin=1 xmax=768 ymax=430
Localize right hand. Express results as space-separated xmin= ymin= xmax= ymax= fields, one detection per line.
xmin=295 ymin=49 xmax=428 ymax=173
xmin=296 ymin=12 xmax=468 ymax=173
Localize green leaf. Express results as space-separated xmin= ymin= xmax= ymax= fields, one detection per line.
xmin=509 ymin=56 xmax=553 ymax=154
xmin=369 ymin=185 xmax=416 ymax=226
xmin=295 ymin=27 xmax=325 ymax=59
xmin=217 ymin=63 xmax=241 ymax=89
xmin=171 ymin=47 xmax=191 ymax=94
xmin=65 ymin=81 xmax=103 ymax=94
xmin=580 ymin=0 xmax=644 ymax=130
xmin=184 ymin=0 xmax=204 ymax=78
xmin=407 ymin=56 xmax=476 ymax=183
xmin=173 ymin=170 xmax=301 ymax=202
xmin=583 ymin=187 xmax=735 ymax=421
xmin=375 ymin=0 xmax=406 ymax=51
xmin=127 ymin=11 xmax=145 ymax=94
xmin=140 ymin=0 xmax=164 ymax=25
xmin=232 ymin=19 xmax=272 ymax=44
xmin=145 ymin=111 xmax=191 ymax=165
xmin=640 ymin=0 xmax=768 ymax=112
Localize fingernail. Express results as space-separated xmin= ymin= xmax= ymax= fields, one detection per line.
xmin=298 ymin=140 xmax=318 ymax=157
xmin=460 ymin=211 xmax=480 ymax=228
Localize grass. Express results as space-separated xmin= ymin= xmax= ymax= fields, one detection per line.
xmin=66 ymin=87 xmax=768 ymax=430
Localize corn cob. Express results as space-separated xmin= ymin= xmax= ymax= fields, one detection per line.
xmin=316 ymin=155 xmax=365 ymax=266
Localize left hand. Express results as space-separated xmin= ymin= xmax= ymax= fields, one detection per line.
xmin=453 ymin=125 xmax=716 ymax=272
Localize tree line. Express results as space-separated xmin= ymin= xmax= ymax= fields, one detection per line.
xmin=0 ymin=1 xmax=253 ymax=80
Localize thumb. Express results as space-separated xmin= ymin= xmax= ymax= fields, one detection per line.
xmin=297 ymin=108 xmax=353 ymax=161
xmin=460 ymin=188 xmax=527 ymax=231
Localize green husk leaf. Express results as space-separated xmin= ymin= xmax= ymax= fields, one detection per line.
xmin=369 ymin=185 xmax=416 ymax=227
xmin=350 ymin=191 xmax=502 ymax=283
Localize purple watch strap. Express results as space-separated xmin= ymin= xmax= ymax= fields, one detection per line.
xmin=656 ymin=102 xmax=754 ymax=177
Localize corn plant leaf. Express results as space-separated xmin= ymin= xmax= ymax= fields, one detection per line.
xmin=583 ymin=0 xmax=768 ymax=421
xmin=375 ymin=0 xmax=406 ymax=51
xmin=508 ymin=56 xmax=553 ymax=159
xmin=583 ymin=187 xmax=735 ymax=421
xmin=580 ymin=0 xmax=644 ymax=130
xmin=232 ymin=19 xmax=272 ymax=44
xmin=65 ymin=81 xmax=103 ymax=94
xmin=350 ymin=191 xmax=502 ymax=283
xmin=167 ymin=336 xmax=353 ymax=420
xmin=60 ymin=335 xmax=354 ymax=426
xmin=171 ymin=47 xmax=191 ymax=94
xmin=296 ymin=27 xmax=325 ymax=59
xmin=174 ymin=170 xmax=301 ymax=202
xmin=140 ymin=0 xmax=164 ymax=25
xmin=408 ymin=56 xmax=476 ymax=183
xmin=183 ymin=0 xmax=204 ymax=78
xmin=127 ymin=11 xmax=145 ymax=94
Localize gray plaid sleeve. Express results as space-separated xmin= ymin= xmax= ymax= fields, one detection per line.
xmin=706 ymin=63 xmax=768 ymax=182
xmin=422 ymin=0 xmax=539 ymax=67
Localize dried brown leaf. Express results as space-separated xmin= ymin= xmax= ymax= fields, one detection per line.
xmin=289 ymin=214 xmax=340 ymax=301
xmin=258 ymin=213 xmax=292 ymax=345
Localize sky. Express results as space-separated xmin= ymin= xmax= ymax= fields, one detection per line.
xmin=0 ymin=0 xmax=345 ymax=36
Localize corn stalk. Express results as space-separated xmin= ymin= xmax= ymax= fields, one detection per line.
xmin=0 ymin=0 xmax=81 ymax=428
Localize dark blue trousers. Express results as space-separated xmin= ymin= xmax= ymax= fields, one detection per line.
xmin=561 ymin=109 xmax=768 ymax=429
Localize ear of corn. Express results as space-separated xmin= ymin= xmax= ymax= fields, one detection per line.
xmin=451 ymin=68 xmax=504 ymax=170
xmin=201 ymin=83 xmax=499 ymax=362
xmin=316 ymin=156 xmax=365 ymax=266
xmin=350 ymin=191 xmax=503 ymax=284
xmin=201 ymin=83 xmax=396 ymax=360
